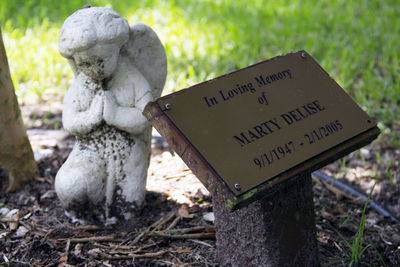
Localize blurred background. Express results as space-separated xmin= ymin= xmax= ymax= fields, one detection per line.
xmin=1 ymin=0 xmax=399 ymax=144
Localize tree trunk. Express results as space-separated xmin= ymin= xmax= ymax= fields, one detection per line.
xmin=0 ymin=27 xmax=38 ymax=192
xmin=213 ymin=173 xmax=320 ymax=266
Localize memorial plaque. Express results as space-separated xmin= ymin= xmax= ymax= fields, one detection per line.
xmin=156 ymin=51 xmax=377 ymax=195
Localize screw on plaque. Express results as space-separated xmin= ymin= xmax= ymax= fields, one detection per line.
xmin=165 ymin=103 xmax=172 ymax=110
xmin=301 ymin=52 xmax=307 ymax=59
xmin=234 ymin=183 xmax=242 ymax=191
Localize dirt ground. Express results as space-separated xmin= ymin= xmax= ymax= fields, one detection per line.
xmin=0 ymin=106 xmax=399 ymax=266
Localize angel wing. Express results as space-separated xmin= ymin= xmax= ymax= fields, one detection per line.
xmin=122 ymin=23 xmax=167 ymax=99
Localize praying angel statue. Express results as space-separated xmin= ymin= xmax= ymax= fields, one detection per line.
xmin=55 ymin=6 xmax=167 ymax=224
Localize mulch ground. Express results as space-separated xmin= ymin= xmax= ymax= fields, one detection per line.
xmin=0 ymin=106 xmax=399 ymax=266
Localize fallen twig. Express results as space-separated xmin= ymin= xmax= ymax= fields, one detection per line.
xmin=93 ymin=242 xmax=115 ymax=249
xmin=43 ymin=228 xmax=56 ymax=240
xmin=189 ymin=239 xmax=214 ymax=248
xmin=165 ymin=216 xmax=180 ymax=231
xmin=134 ymin=250 xmax=169 ymax=259
xmin=131 ymin=229 xmax=149 ymax=245
xmin=150 ymin=231 xmax=215 ymax=239
xmin=34 ymin=176 xmax=53 ymax=184
xmin=165 ymin=169 xmax=193 ymax=180
xmin=152 ymin=211 xmax=177 ymax=231
xmin=150 ymin=226 xmax=215 ymax=239
xmin=133 ymin=242 xmax=160 ymax=253
xmin=65 ymin=239 xmax=71 ymax=253
xmin=60 ymin=234 xmax=116 ymax=243
xmin=94 ymin=242 xmax=136 ymax=251
xmin=93 ymin=241 xmax=160 ymax=257
xmin=92 ymin=244 xmax=133 ymax=256
xmin=58 ymin=239 xmax=71 ymax=265
xmin=162 ymin=226 xmax=215 ymax=235
xmin=131 ymin=215 xmax=166 ymax=244
xmin=88 ymin=248 xmax=168 ymax=260
xmin=131 ymin=211 xmax=176 ymax=245
xmin=71 ymin=224 xmax=104 ymax=231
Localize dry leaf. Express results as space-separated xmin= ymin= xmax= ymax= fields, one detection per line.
xmin=2 ymin=255 xmax=9 ymax=263
xmin=0 ymin=207 xmax=10 ymax=216
xmin=88 ymin=248 xmax=102 ymax=258
xmin=7 ymin=209 xmax=19 ymax=230
xmin=77 ymin=232 xmax=93 ymax=237
xmin=203 ymin=212 xmax=215 ymax=223
xmin=58 ymin=255 xmax=68 ymax=265
xmin=15 ymin=226 xmax=29 ymax=237
xmin=178 ymin=204 xmax=194 ymax=218
xmin=189 ymin=204 xmax=201 ymax=213
xmin=320 ymin=210 xmax=333 ymax=221
xmin=175 ymin=248 xmax=191 ymax=253
xmin=73 ymin=243 xmax=83 ymax=256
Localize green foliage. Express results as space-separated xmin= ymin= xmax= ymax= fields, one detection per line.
xmin=0 ymin=0 xmax=399 ymax=137
xmin=1 ymin=23 xmax=71 ymax=103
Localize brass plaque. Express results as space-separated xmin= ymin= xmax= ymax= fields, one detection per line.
xmin=158 ymin=51 xmax=376 ymax=195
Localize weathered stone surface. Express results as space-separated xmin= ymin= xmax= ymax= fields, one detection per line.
xmin=55 ymin=6 xmax=166 ymax=224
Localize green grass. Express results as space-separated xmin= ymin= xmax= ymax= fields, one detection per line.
xmin=328 ymin=184 xmax=386 ymax=267
xmin=1 ymin=0 xmax=399 ymax=137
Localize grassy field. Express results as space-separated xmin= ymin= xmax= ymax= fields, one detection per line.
xmin=1 ymin=0 xmax=399 ymax=140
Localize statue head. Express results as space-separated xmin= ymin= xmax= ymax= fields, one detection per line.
xmin=58 ymin=7 xmax=130 ymax=80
